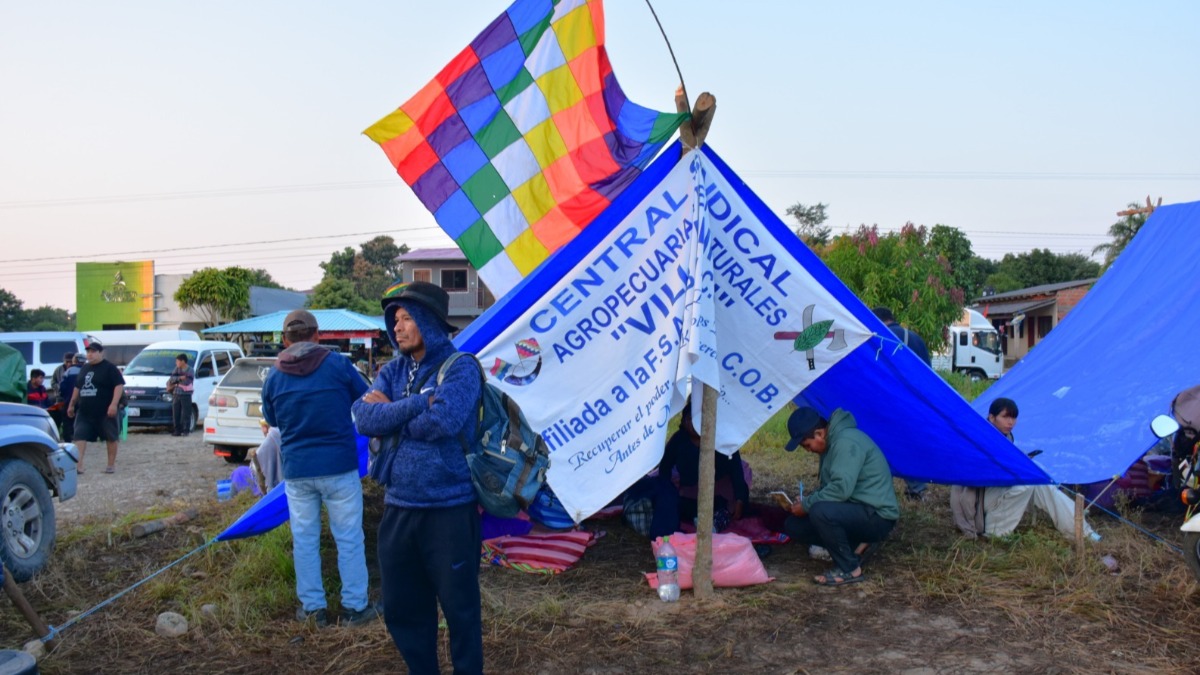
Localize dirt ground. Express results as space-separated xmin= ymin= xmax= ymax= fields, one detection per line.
xmin=6 ymin=430 xmax=1200 ymax=673
xmin=56 ymin=427 xmax=235 ymax=525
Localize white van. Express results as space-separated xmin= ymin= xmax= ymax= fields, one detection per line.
xmin=0 ymin=331 xmax=95 ymax=381
xmin=122 ymin=340 xmax=245 ymax=431
xmin=88 ymin=329 xmax=201 ymax=370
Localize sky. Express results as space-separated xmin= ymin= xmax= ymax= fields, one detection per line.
xmin=2 ymin=0 xmax=1197 ymax=312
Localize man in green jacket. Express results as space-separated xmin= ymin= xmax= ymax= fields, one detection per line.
xmin=783 ymin=407 xmax=900 ymax=586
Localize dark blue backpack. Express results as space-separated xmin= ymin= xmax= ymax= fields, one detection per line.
xmin=439 ymin=352 xmax=552 ymax=518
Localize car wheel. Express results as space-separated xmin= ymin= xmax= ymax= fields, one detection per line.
xmin=189 ymin=405 xmax=199 ymax=433
xmin=0 ymin=459 xmax=56 ymax=583
xmin=223 ymin=447 xmax=248 ymax=464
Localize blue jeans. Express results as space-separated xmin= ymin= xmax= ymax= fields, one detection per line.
xmin=285 ymin=470 xmax=369 ymax=612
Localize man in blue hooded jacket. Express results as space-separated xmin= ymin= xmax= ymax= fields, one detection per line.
xmin=261 ymin=309 xmax=375 ymax=628
xmin=353 ymin=280 xmax=483 ymax=675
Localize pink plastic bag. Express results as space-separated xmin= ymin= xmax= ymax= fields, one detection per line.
xmin=644 ymin=532 xmax=773 ymax=590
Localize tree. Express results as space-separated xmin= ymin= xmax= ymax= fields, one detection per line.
xmin=990 ymin=249 xmax=1099 ymax=290
xmin=174 ymin=267 xmax=254 ymax=328
xmin=23 ymin=305 xmax=73 ymax=331
xmin=928 ymin=225 xmax=989 ymax=300
xmin=786 ymin=202 xmax=832 ymax=247
xmin=0 ymin=288 xmax=24 ymax=331
xmin=246 ymin=268 xmax=288 ymax=290
xmin=308 ymin=277 xmax=375 ymax=314
xmin=1093 ymin=200 xmax=1151 ymax=270
xmin=315 ymin=236 xmax=411 ymax=310
xmin=821 ymin=223 xmax=962 ymax=351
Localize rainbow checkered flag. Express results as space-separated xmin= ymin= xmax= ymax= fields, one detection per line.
xmin=365 ymin=0 xmax=687 ymax=297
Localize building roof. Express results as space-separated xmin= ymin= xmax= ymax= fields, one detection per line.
xmin=973 ymin=278 xmax=1095 ymax=303
xmin=971 ymin=298 xmax=1056 ymax=317
xmin=248 ymin=286 xmax=309 ymax=316
xmin=397 ymin=247 xmax=467 ymax=262
xmin=201 ymin=309 xmax=385 ymax=334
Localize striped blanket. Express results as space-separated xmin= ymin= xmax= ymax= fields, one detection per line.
xmin=481 ymin=530 xmax=598 ymax=575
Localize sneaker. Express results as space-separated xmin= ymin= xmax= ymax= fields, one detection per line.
xmin=296 ymin=606 xmax=329 ymax=628
xmin=339 ymin=602 xmax=381 ymax=628
xmin=808 ymin=545 xmax=833 ymax=561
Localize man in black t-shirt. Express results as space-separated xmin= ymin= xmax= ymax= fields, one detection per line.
xmin=67 ymin=341 xmax=125 ymax=474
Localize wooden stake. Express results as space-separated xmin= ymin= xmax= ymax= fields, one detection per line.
xmin=676 ymin=88 xmax=718 ymax=599
xmin=1074 ymin=492 xmax=1085 ymax=560
xmin=2 ymin=563 xmax=56 ymax=649
xmin=131 ymin=509 xmax=200 ymax=539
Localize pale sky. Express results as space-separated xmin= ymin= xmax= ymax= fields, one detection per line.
xmin=2 ymin=0 xmax=1197 ymax=312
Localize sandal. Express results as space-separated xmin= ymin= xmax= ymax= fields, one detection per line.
xmin=813 ymin=568 xmax=866 ymax=586
xmin=76 ymin=467 xmax=86 ymax=475
xmin=104 ymin=466 xmax=115 ymax=474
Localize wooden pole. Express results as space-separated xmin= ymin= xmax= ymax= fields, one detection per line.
xmin=676 ymin=87 xmax=718 ymax=599
xmin=2 ymin=563 xmax=56 ymax=649
xmin=1074 ymin=492 xmax=1085 ymax=560
xmin=131 ymin=509 xmax=200 ymax=539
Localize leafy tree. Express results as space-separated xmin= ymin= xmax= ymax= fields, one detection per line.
xmin=0 ymin=288 xmax=24 ymax=331
xmin=174 ymin=267 xmax=254 ymax=327
xmin=1093 ymin=201 xmax=1151 ymax=270
xmin=989 ymin=249 xmax=1099 ymax=290
xmin=786 ymin=202 xmax=832 ymax=247
xmin=821 ymin=223 xmax=962 ymax=351
xmin=315 ymin=236 xmax=411 ymax=310
xmin=23 ymin=305 xmax=73 ymax=331
xmin=928 ymin=225 xmax=988 ymax=300
xmin=245 ymin=268 xmax=288 ymax=290
xmin=308 ymin=277 xmax=375 ymax=314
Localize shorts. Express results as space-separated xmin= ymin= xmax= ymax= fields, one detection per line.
xmin=74 ymin=414 xmax=120 ymax=442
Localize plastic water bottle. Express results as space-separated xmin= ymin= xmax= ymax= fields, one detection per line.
xmin=216 ymin=479 xmax=232 ymax=502
xmin=656 ymin=536 xmax=680 ymax=602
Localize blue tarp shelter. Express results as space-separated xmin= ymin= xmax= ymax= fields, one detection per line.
xmin=457 ymin=142 xmax=1051 ymax=488
xmin=974 ymin=201 xmax=1200 ymax=484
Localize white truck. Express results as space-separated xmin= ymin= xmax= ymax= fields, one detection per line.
xmin=931 ymin=308 xmax=1003 ymax=380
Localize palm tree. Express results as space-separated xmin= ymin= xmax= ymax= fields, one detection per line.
xmin=1093 ymin=198 xmax=1157 ymax=270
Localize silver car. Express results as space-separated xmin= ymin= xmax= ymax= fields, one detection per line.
xmin=203 ymin=357 xmax=275 ymax=464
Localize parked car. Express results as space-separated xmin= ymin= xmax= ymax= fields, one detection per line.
xmin=204 ymin=354 xmax=371 ymax=464
xmin=123 ymin=341 xmax=245 ymax=431
xmin=203 ymin=357 xmax=274 ymax=464
xmin=0 ymin=402 xmax=78 ymax=582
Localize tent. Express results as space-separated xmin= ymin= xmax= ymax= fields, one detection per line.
xmin=973 ymin=201 xmax=1200 ymax=484
xmin=456 ymin=141 xmax=1050 ymax=520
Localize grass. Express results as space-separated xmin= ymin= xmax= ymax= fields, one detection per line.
xmin=6 ymin=373 xmax=1200 ymax=671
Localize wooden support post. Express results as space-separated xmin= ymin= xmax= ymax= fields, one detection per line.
xmin=131 ymin=509 xmax=200 ymax=539
xmin=2 ymin=563 xmax=56 ymax=649
xmin=1074 ymin=492 xmax=1085 ymax=560
xmin=676 ymin=87 xmax=718 ymax=599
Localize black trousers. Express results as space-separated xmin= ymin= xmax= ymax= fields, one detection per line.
xmin=784 ymin=500 xmax=896 ymax=573
xmin=378 ymin=503 xmax=483 ymax=675
xmin=171 ymin=393 xmax=192 ymax=434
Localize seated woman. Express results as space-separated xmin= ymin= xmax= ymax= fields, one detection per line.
xmin=647 ymin=400 xmax=750 ymax=538
xmin=951 ymin=398 xmax=1099 ymax=541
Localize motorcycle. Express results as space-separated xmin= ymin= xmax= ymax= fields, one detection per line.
xmin=1151 ymin=384 xmax=1200 ymax=580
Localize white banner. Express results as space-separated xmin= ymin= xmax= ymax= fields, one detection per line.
xmin=474 ymin=151 xmax=871 ymax=521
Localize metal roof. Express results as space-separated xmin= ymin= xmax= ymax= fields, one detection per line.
xmin=973 ymin=278 xmax=1095 ymax=303
xmin=971 ymin=298 xmax=1056 ymax=317
xmin=201 ymin=309 xmax=385 ymax=334
xmin=397 ymin=247 xmax=467 ymax=262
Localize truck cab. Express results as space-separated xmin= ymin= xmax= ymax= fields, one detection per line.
xmin=932 ymin=309 xmax=1003 ymax=380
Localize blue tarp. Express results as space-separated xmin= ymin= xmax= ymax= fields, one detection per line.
xmin=458 ymin=142 xmax=1050 ymax=487
xmin=974 ymin=201 xmax=1200 ymax=484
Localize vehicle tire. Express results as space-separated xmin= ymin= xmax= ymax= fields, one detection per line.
xmin=967 ymin=369 xmax=984 ymax=382
xmin=1184 ymin=531 xmax=1200 ymax=582
xmin=189 ymin=405 xmax=199 ymax=433
xmin=223 ymin=447 xmax=248 ymax=464
xmin=0 ymin=459 xmax=56 ymax=583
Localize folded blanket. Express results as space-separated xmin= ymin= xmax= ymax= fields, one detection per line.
xmin=482 ymin=530 xmax=598 ymax=575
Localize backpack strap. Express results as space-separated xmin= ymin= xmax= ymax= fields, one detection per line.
xmin=434 ymin=351 xmax=485 ymax=455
